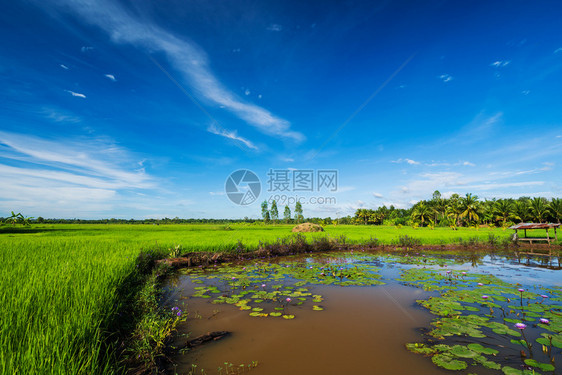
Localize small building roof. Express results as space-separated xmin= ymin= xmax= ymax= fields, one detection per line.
xmin=509 ymin=223 xmax=560 ymax=230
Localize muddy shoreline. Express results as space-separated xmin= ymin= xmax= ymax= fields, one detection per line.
xmin=157 ymin=242 xmax=561 ymax=269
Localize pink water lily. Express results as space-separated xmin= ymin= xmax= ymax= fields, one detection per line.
xmin=514 ymin=323 xmax=527 ymax=330
xmin=482 ymin=295 xmax=489 ymax=299
xmin=539 ymin=318 xmax=550 ymax=324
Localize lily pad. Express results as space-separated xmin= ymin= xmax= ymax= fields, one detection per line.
xmin=431 ymin=353 xmax=467 ymax=370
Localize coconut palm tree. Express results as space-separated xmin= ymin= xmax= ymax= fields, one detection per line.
xmin=548 ymin=198 xmax=562 ymax=223
xmin=459 ymin=193 xmax=480 ymax=226
xmin=513 ymin=199 xmax=531 ymax=223
xmin=446 ymin=195 xmax=463 ymax=228
xmin=530 ymin=197 xmax=548 ymax=223
xmin=411 ymin=202 xmax=430 ymax=226
xmin=493 ymin=199 xmax=515 ymax=227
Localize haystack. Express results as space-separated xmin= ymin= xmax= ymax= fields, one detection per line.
xmin=291 ymin=222 xmax=324 ymax=232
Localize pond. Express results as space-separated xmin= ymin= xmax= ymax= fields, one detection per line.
xmin=163 ymin=250 xmax=561 ymax=375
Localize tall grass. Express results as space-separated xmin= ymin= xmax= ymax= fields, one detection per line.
xmin=0 ymin=238 xmax=139 ymax=374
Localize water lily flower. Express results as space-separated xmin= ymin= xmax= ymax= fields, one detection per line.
xmin=261 ymin=284 xmax=266 ymax=287
xmin=462 ymin=272 xmax=466 ymax=275
xmin=539 ymin=318 xmax=550 ymax=324
xmin=515 ymin=323 xmax=527 ymax=330
xmin=540 ymin=295 xmax=548 ymax=299
xmin=518 ymin=288 xmax=524 ymax=292
xmin=286 ymin=298 xmax=291 ymax=302
xmin=446 ymin=271 xmax=451 ymax=274
xmin=477 ymin=283 xmax=484 ymax=286
xmin=482 ymin=295 xmax=489 ymax=299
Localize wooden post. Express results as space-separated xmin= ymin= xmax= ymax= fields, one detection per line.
xmin=524 ymin=229 xmax=527 ymax=238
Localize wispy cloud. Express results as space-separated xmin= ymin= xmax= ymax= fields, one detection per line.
xmin=438 ymin=73 xmax=453 ymax=83
xmin=266 ymin=24 xmax=283 ymax=32
xmin=207 ymin=124 xmax=258 ymax=150
xmin=490 ymin=60 xmax=510 ymax=67
xmin=373 ymin=192 xmax=384 ymax=198
xmin=554 ymin=47 xmax=562 ymax=54
xmin=65 ymin=90 xmax=86 ymax=98
xmin=45 ymin=0 xmax=303 ymax=142
xmin=60 ymin=64 xmax=69 ymax=70
xmin=40 ymin=107 xmax=81 ymax=123
xmin=0 ymin=131 xmax=153 ymax=216
xmin=392 ymin=158 xmax=420 ymax=165
xmin=104 ymin=74 xmax=116 ymax=81
xmin=81 ymin=46 xmax=94 ymax=53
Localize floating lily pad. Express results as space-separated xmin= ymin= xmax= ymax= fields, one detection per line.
xmin=467 ymin=343 xmax=498 ymax=355
xmin=431 ymin=353 xmax=467 ymax=370
xmin=524 ymin=359 xmax=555 ymax=372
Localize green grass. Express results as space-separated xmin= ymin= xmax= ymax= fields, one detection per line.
xmin=0 ymin=223 xmax=542 ymax=374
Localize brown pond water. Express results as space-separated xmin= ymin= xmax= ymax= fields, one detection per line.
xmin=162 ymin=252 xmax=561 ymax=375
xmin=166 ymin=281 xmax=450 ymax=375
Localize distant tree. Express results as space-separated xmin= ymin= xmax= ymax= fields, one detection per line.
xmin=411 ymin=202 xmax=430 ymax=226
xmin=446 ymin=194 xmax=463 ymax=227
xmin=261 ymin=201 xmax=270 ymax=223
xmin=459 ymin=193 xmax=480 ymax=225
xmin=493 ymin=199 xmax=514 ymax=227
xmin=36 ymin=216 xmax=44 ymax=224
xmin=513 ymin=199 xmax=531 ymax=223
xmin=270 ymin=200 xmax=279 ymax=222
xmin=283 ymin=205 xmax=291 ymax=223
xmin=294 ymin=201 xmax=304 ymax=223
xmin=530 ymin=197 xmax=548 ymax=223
xmin=548 ymin=198 xmax=562 ymax=223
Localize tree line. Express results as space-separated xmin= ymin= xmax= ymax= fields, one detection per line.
xmin=354 ymin=191 xmax=562 ymax=228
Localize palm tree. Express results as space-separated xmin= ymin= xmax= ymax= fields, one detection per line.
xmin=493 ymin=199 xmax=514 ymax=227
xmin=446 ymin=195 xmax=463 ymax=228
xmin=513 ymin=199 xmax=531 ymax=223
xmin=480 ymin=199 xmax=495 ymax=225
xmin=459 ymin=193 xmax=480 ymax=226
xmin=530 ymin=197 xmax=548 ymax=223
xmin=411 ymin=202 xmax=430 ymax=226
xmin=548 ymin=198 xmax=562 ymax=223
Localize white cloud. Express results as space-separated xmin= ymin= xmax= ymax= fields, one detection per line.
xmin=60 ymin=64 xmax=69 ymax=70
xmin=81 ymin=46 xmax=94 ymax=52
xmin=65 ymin=90 xmax=86 ymax=98
xmin=490 ymin=60 xmax=510 ymax=67
xmin=209 ymin=191 xmax=226 ymax=196
xmin=373 ymin=192 xmax=383 ymax=198
xmin=462 ymin=161 xmax=475 ymax=166
xmin=392 ymin=158 xmax=420 ymax=165
xmin=267 ymin=24 xmax=283 ymax=32
xmin=0 ymin=131 xmax=153 ymax=217
xmin=554 ymin=47 xmax=562 ymax=54
xmin=104 ymin=74 xmax=116 ymax=81
xmin=207 ymin=124 xmax=258 ymax=150
xmin=439 ymin=74 xmax=453 ymax=83
xmin=45 ymin=0 xmax=303 ymax=142
xmin=521 ymin=90 xmax=530 ymax=95
xmin=41 ymin=107 xmax=81 ymax=123
xmin=244 ymin=88 xmax=251 ymax=96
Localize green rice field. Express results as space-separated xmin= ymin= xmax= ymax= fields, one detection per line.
xmin=0 ymin=223 xmax=554 ymax=374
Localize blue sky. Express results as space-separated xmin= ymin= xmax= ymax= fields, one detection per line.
xmin=1 ymin=0 xmax=562 ymax=219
